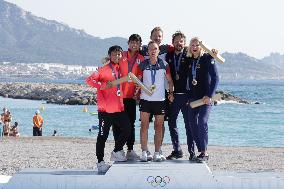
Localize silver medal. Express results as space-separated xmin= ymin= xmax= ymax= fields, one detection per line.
xmin=192 ymin=79 xmax=197 ymax=86
xmin=116 ymin=90 xmax=121 ymax=96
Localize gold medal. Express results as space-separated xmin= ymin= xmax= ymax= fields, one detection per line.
xmin=116 ymin=90 xmax=121 ymax=96
xmin=192 ymin=79 xmax=197 ymax=86
xmin=176 ymin=73 xmax=179 ymax=80
xmin=150 ymin=84 xmax=156 ymax=92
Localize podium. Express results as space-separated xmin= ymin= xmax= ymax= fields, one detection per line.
xmin=2 ymin=160 xmax=219 ymax=189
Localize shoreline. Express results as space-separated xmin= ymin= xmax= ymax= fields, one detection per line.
xmin=0 ymin=82 xmax=250 ymax=105
xmin=1 ymin=137 xmax=283 ymax=176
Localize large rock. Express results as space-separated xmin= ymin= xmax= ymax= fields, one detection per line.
xmin=0 ymin=82 xmax=250 ymax=105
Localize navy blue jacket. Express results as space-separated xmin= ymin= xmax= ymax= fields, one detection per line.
xmin=165 ymin=49 xmax=189 ymax=93
xmin=187 ymin=53 xmax=219 ymax=100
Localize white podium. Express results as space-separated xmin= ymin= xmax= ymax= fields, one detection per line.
xmin=2 ymin=160 xmax=219 ymax=189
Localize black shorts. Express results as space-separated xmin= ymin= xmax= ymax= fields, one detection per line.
xmin=139 ymin=99 xmax=166 ymax=115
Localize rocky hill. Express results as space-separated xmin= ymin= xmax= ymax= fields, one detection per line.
xmin=0 ymin=0 xmax=127 ymax=65
xmin=1 ymin=0 xmax=284 ymax=80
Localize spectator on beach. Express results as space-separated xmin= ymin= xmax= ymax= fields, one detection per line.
xmin=10 ymin=121 xmax=20 ymax=137
xmin=86 ymin=45 xmax=131 ymax=173
xmin=165 ymin=31 xmax=196 ymax=160
xmin=33 ymin=110 xmax=44 ymax=136
xmin=138 ymin=41 xmax=174 ymax=162
xmin=186 ymin=37 xmax=219 ymax=162
xmin=1 ymin=107 xmax=12 ymax=136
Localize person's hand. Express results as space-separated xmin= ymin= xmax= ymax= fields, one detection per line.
xmin=133 ymin=87 xmax=141 ymax=101
xmin=202 ymin=96 xmax=211 ymax=105
xmin=211 ymin=49 xmax=218 ymax=55
xmin=100 ymin=81 xmax=113 ymax=90
xmin=168 ymin=93 xmax=174 ymax=103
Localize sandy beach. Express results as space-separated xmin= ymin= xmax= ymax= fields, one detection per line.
xmin=0 ymin=137 xmax=284 ymax=176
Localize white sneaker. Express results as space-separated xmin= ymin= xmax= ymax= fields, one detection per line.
xmin=126 ymin=150 xmax=140 ymax=160
xmin=140 ymin=151 xmax=148 ymax=162
xmin=159 ymin=150 xmax=166 ymax=161
xmin=110 ymin=150 xmax=127 ymax=162
xmin=146 ymin=151 xmax=153 ymax=161
xmin=153 ymin=152 xmax=162 ymax=162
xmin=97 ymin=161 xmax=111 ymax=173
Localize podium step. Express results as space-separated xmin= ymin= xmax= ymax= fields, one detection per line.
xmin=3 ymin=160 xmax=218 ymax=189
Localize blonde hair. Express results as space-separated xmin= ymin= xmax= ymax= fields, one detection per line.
xmin=187 ymin=37 xmax=205 ymax=58
xmin=147 ymin=40 xmax=159 ymax=48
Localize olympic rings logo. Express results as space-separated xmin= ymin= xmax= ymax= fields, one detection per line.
xmin=147 ymin=176 xmax=170 ymax=187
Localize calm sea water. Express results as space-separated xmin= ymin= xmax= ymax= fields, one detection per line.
xmin=1 ymin=80 xmax=283 ymax=148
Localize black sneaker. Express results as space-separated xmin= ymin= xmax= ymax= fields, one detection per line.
xmin=189 ymin=153 xmax=196 ymax=161
xmin=166 ymin=150 xmax=183 ymax=160
xmin=196 ymin=153 xmax=209 ymax=163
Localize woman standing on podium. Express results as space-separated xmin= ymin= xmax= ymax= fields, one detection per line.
xmin=186 ymin=37 xmax=219 ymax=162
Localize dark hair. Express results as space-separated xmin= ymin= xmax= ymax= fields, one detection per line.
xmin=108 ymin=45 xmax=123 ymax=56
xmin=128 ymin=34 xmax=142 ymax=43
xmin=15 ymin=122 xmax=18 ymax=126
xmin=172 ymin=31 xmax=186 ymax=43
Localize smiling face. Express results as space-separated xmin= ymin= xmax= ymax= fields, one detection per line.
xmin=110 ymin=50 xmax=122 ymax=64
xmin=150 ymin=30 xmax=163 ymax=45
xmin=148 ymin=42 xmax=160 ymax=60
xmin=173 ymin=35 xmax=186 ymax=53
xmin=128 ymin=40 xmax=141 ymax=53
xmin=190 ymin=40 xmax=201 ymax=58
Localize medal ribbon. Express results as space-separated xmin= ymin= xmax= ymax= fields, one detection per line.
xmin=191 ymin=58 xmax=200 ymax=82
xmin=127 ymin=53 xmax=138 ymax=73
xmin=173 ymin=52 xmax=183 ymax=75
xmin=149 ymin=60 xmax=157 ymax=86
xmin=109 ymin=63 xmax=121 ymax=93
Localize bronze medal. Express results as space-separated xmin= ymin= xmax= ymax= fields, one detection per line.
xmin=176 ymin=73 xmax=179 ymax=80
xmin=192 ymin=79 xmax=197 ymax=86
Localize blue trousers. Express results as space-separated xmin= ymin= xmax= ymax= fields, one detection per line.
xmin=168 ymin=94 xmax=195 ymax=155
xmin=188 ymin=103 xmax=211 ymax=152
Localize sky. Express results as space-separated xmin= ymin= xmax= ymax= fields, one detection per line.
xmin=5 ymin=0 xmax=284 ymax=59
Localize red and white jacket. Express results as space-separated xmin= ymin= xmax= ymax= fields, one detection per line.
xmin=86 ymin=61 xmax=126 ymax=113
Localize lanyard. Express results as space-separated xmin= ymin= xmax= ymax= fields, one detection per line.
xmin=149 ymin=60 xmax=157 ymax=85
xmin=109 ymin=63 xmax=121 ymax=92
xmin=191 ymin=58 xmax=200 ymax=81
xmin=173 ymin=52 xmax=183 ymax=73
xmin=127 ymin=53 xmax=138 ymax=73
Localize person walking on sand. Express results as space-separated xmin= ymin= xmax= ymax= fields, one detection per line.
xmin=33 ymin=110 xmax=44 ymax=136
xmin=86 ymin=45 xmax=131 ymax=173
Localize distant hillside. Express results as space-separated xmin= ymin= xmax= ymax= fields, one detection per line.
xmin=0 ymin=0 xmax=127 ymax=65
xmin=1 ymin=0 xmax=284 ymax=80
xmin=218 ymin=52 xmax=284 ymax=80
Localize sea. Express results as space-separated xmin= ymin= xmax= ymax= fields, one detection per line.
xmin=1 ymin=79 xmax=284 ymax=148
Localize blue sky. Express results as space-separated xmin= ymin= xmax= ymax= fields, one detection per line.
xmin=5 ymin=0 xmax=284 ymax=59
